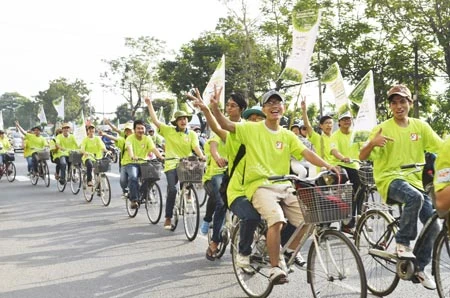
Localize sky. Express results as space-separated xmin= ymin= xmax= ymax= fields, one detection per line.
xmin=0 ymin=0 xmax=231 ymax=117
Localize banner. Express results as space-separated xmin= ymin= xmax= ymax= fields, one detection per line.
xmin=202 ymin=54 xmax=225 ymax=108
xmin=73 ymin=110 xmax=87 ymax=145
xmin=350 ymin=71 xmax=377 ymax=144
xmin=281 ymin=7 xmax=321 ymax=84
xmin=37 ymin=104 xmax=47 ymax=124
xmin=0 ymin=110 xmax=3 ymax=130
xmin=321 ymin=62 xmax=350 ymax=115
xmin=53 ymin=96 xmax=65 ymax=120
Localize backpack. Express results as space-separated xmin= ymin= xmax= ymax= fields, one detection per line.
xmin=219 ymin=145 xmax=245 ymax=209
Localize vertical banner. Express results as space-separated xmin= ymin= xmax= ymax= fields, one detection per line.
xmin=350 ymin=71 xmax=377 ymax=144
xmin=37 ymin=104 xmax=47 ymax=124
xmin=321 ymin=62 xmax=350 ymax=115
xmin=0 ymin=110 xmax=4 ymax=130
xmin=281 ymin=7 xmax=321 ymax=84
xmin=74 ymin=110 xmax=87 ymax=145
xmin=202 ymin=54 xmax=225 ymax=108
xmin=53 ymin=96 xmax=65 ymax=120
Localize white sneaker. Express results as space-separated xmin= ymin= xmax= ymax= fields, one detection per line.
xmin=236 ymin=253 xmax=250 ymax=268
xmin=269 ymin=266 xmax=288 ymax=285
xmin=415 ymin=271 xmax=436 ymax=290
xmin=121 ymin=192 xmax=128 ymax=200
xmin=396 ymin=243 xmax=415 ymax=259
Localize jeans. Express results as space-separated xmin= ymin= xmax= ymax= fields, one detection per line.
xmin=120 ymin=164 xmax=140 ymax=202
xmin=85 ymin=159 xmax=94 ymax=182
xmin=0 ymin=154 xmax=3 ymax=166
xmin=26 ymin=156 xmax=33 ymax=172
xmin=165 ymin=169 xmax=178 ymax=219
xmin=205 ymin=174 xmax=226 ymax=243
xmin=31 ymin=152 xmax=39 ymax=172
xmin=59 ymin=156 xmax=68 ymax=180
xmin=388 ymin=179 xmax=440 ymax=270
xmin=342 ymin=166 xmax=363 ymax=228
xmin=230 ymin=196 xmax=261 ymax=256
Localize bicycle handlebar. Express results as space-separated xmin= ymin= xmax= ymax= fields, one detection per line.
xmin=400 ymin=163 xmax=426 ymax=169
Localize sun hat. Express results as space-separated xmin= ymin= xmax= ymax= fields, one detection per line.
xmin=242 ymin=105 xmax=265 ymax=120
xmin=387 ymin=84 xmax=412 ymax=101
xmin=62 ymin=123 xmax=71 ymax=128
xmin=338 ymin=111 xmax=353 ymax=120
xmin=170 ymin=111 xmax=192 ymax=126
xmin=261 ymin=90 xmax=285 ymax=105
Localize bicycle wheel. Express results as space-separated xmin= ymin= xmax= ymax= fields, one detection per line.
xmin=82 ymin=173 xmax=94 ymax=202
xmin=99 ymin=174 xmax=111 ymax=206
xmin=434 ymin=227 xmax=450 ymax=298
xmin=56 ymin=168 xmax=67 ymax=192
xmin=6 ymin=162 xmax=16 ymax=182
xmin=354 ymin=209 xmax=399 ymax=296
xmin=126 ymin=198 xmax=138 ymax=217
xmin=231 ymin=221 xmax=273 ymax=298
xmin=145 ymin=182 xmax=163 ymax=224
xmin=70 ymin=165 xmax=82 ymax=195
xmin=195 ymin=183 xmax=207 ymax=207
xmin=182 ymin=185 xmax=200 ymax=241
xmin=30 ymin=170 xmax=38 ymax=185
xmin=307 ymin=229 xmax=367 ymax=298
xmin=43 ymin=162 xmax=50 ymax=187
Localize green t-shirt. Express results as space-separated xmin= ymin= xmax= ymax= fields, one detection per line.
xmin=25 ymin=133 xmax=47 ymax=153
xmin=330 ymin=129 xmax=360 ymax=170
xmin=0 ymin=137 xmax=11 ymax=153
xmin=121 ymin=134 xmax=156 ymax=166
xmin=158 ymin=123 xmax=199 ymax=171
xmin=309 ymin=130 xmax=334 ymax=173
xmin=230 ymin=121 xmax=307 ymax=200
xmin=55 ymin=134 xmax=79 ymax=157
xmin=80 ymin=136 xmax=105 ymax=162
xmin=203 ymin=135 xmax=227 ymax=182
xmin=367 ymin=118 xmax=442 ymax=201
xmin=434 ymin=138 xmax=450 ymax=193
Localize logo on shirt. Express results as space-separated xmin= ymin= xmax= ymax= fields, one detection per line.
xmin=436 ymin=168 xmax=450 ymax=183
xmin=410 ymin=133 xmax=419 ymax=141
xmin=275 ymin=141 xmax=283 ymax=150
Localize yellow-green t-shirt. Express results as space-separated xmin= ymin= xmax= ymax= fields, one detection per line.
xmin=367 ymin=118 xmax=442 ymax=201
xmin=309 ymin=131 xmax=334 ymax=173
xmin=0 ymin=137 xmax=11 ymax=153
xmin=231 ymin=121 xmax=306 ymax=200
xmin=158 ymin=123 xmax=199 ymax=171
xmin=121 ymin=134 xmax=156 ymax=166
xmin=80 ymin=136 xmax=105 ymax=162
xmin=25 ymin=133 xmax=47 ymax=153
xmin=434 ymin=138 xmax=450 ymax=193
xmin=330 ymin=129 xmax=360 ymax=170
xmin=55 ymin=134 xmax=79 ymax=157
xmin=203 ymin=135 xmax=227 ymax=182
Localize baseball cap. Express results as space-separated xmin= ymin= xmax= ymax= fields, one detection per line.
xmin=387 ymin=84 xmax=412 ymax=101
xmin=124 ymin=123 xmax=133 ymax=131
xmin=338 ymin=111 xmax=352 ymax=120
xmin=242 ymin=105 xmax=266 ymax=120
xmin=261 ymin=90 xmax=285 ymax=105
xmin=62 ymin=122 xmax=71 ymax=128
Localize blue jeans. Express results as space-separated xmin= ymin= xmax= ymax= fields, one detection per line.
xmin=0 ymin=154 xmax=4 ymax=166
xmin=205 ymin=174 xmax=226 ymax=243
xmin=59 ymin=156 xmax=68 ymax=180
xmin=120 ymin=164 xmax=140 ymax=201
xmin=85 ymin=159 xmax=94 ymax=182
xmin=230 ymin=196 xmax=261 ymax=256
xmin=165 ymin=169 xmax=178 ymax=218
xmin=388 ymin=179 xmax=440 ymax=270
xmin=26 ymin=156 xmax=33 ymax=172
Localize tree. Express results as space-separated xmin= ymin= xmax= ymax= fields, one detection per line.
xmin=101 ymin=36 xmax=166 ymax=120
xmin=0 ymin=92 xmax=35 ymax=128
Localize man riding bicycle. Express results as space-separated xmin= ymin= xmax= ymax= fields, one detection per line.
xmin=54 ymin=123 xmax=79 ymax=185
xmin=359 ymin=84 xmax=443 ymax=290
xmin=0 ymin=130 xmax=12 ymax=169
xmin=16 ymin=121 xmax=48 ymax=175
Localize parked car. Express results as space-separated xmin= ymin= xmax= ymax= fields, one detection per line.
xmin=11 ymin=132 xmax=24 ymax=152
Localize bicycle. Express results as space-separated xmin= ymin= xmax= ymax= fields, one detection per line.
xmin=30 ymin=148 xmax=51 ymax=187
xmin=354 ymin=162 xmax=447 ymax=296
xmin=170 ymin=156 xmax=205 ymax=241
xmin=353 ymin=160 xmax=379 ymax=214
xmin=207 ymin=208 xmax=238 ymax=259
xmin=0 ymin=152 xmax=16 ymax=182
xmin=230 ymin=171 xmax=367 ymax=298
xmin=81 ymin=155 xmax=111 ymax=206
xmin=125 ymin=159 xmax=163 ymax=224
xmin=55 ymin=150 xmax=83 ymax=194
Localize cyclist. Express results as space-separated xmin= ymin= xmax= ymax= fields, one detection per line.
xmin=359 ymin=84 xmax=442 ymax=290
xmin=80 ymin=124 xmax=107 ymax=187
xmin=0 ymin=130 xmax=12 ymax=168
xmin=242 ymin=105 xmax=265 ymax=122
xmin=49 ymin=128 xmax=63 ymax=180
xmin=120 ymin=120 xmax=164 ymax=209
xmin=330 ymin=111 xmax=363 ymax=233
xmin=434 ymin=137 xmax=450 ymax=213
xmin=54 ymin=123 xmax=79 ymax=185
xmin=145 ymin=97 xmax=205 ymax=230
xmin=16 ymin=121 xmax=48 ymax=175
xmin=195 ymin=88 xmax=338 ymax=284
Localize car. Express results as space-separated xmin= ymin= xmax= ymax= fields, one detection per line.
xmin=11 ymin=132 xmax=24 ymax=152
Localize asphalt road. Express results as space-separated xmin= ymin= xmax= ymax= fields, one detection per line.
xmin=0 ymin=154 xmax=440 ymax=298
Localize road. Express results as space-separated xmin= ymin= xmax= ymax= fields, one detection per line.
xmin=0 ymin=154 xmax=440 ymax=298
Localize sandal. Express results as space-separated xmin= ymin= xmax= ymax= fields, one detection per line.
xmin=206 ymin=246 xmax=218 ymax=261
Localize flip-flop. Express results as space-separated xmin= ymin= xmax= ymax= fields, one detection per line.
xmin=205 ymin=246 xmax=218 ymax=261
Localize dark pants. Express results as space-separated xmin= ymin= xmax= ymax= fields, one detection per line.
xmin=230 ymin=196 xmax=261 ymax=256
xmin=342 ymin=166 xmax=363 ymax=228
xmin=85 ymin=159 xmax=94 ymax=182
xmin=205 ymin=174 xmax=226 ymax=243
xmin=165 ymin=169 xmax=178 ymax=219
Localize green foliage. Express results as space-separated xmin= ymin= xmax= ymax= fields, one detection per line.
xmin=428 ymin=84 xmax=450 ymax=137
xmin=0 ymin=92 xmax=35 ymax=128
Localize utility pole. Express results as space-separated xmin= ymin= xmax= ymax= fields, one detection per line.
xmin=317 ymin=52 xmax=323 ymax=117
xmin=413 ymin=40 xmax=419 ymax=118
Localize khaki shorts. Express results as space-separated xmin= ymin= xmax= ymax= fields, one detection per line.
xmin=252 ymin=184 xmax=304 ymax=228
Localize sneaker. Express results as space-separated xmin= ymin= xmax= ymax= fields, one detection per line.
xmin=164 ymin=218 xmax=173 ymax=230
xmin=396 ymin=243 xmax=415 ymax=259
xmin=340 ymin=225 xmax=355 ymax=235
xmin=55 ymin=173 xmax=60 ymax=180
xmin=121 ymin=192 xmax=129 ymax=200
xmin=59 ymin=179 xmax=65 ymax=185
xmin=236 ymin=253 xmax=250 ymax=268
xmin=87 ymin=181 xmax=93 ymax=187
xmin=130 ymin=201 xmax=138 ymax=209
xmin=27 ymin=172 xmax=31 ymax=177
xmin=200 ymin=220 xmax=210 ymax=235
xmin=414 ymin=271 xmax=436 ymax=290
xmin=284 ymin=251 xmax=305 ymax=268
xmin=269 ymin=266 xmax=289 ymax=285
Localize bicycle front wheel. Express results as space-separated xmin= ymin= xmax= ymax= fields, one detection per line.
xmin=6 ymin=162 xmax=16 ymax=182
xmin=70 ymin=166 xmax=82 ymax=195
xmin=43 ymin=162 xmax=50 ymax=187
xmin=145 ymin=182 xmax=163 ymax=224
xmin=231 ymin=221 xmax=273 ymax=298
xmin=434 ymin=227 xmax=450 ymax=298
xmin=82 ymin=173 xmax=94 ymax=202
xmin=126 ymin=198 xmax=138 ymax=217
xmin=99 ymin=174 xmax=111 ymax=206
xmin=56 ymin=169 xmax=66 ymax=192
xmin=307 ymin=229 xmax=367 ymax=298
xmin=182 ymin=185 xmax=200 ymax=241
xmin=354 ymin=209 xmax=399 ymax=296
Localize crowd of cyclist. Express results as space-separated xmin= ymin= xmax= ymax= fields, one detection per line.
xmin=1 ymin=83 xmax=449 ymax=294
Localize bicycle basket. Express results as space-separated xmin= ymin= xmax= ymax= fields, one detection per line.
xmin=94 ymin=158 xmax=110 ymax=173
xmin=36 ymin=150 xmax=50 ymax=161
xmin=69 ymin=151 xmax=83 ymax=164
xmin=358 ymin=165 xmax=375 ymax=186
xmin=4 ymin=153 xmax=15 ymax=162
xmin=140 ymin=161 xmax=162 ymax=180
xmin=176 ymin=159 xmax=205 ymax=183
xmin=296 ymin=183 xmax=353 ymax=224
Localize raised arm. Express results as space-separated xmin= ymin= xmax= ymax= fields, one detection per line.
xmin=104 ymin=119 xmax=121 ymax=134
xmin=98 ymin=130 xmax=118 ymax=142
xmin=300 ymin=97 xmax=314 ymax=137
xmin=145 ymin=97 xmax=161 ymax=129
xmin=15 ymin=121 xmax=27 ymax=135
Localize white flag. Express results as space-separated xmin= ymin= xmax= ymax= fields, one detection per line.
xmin=53 ymin=96 xmax=65 ymax=120
xmin=321 ymin=62 xmax=350 ymax=115
xmin=73 ymin=110 xmax=87 ymax=145
xmin=202 ymin=55 xmax=225 ymax=108
xmin=37 ymin=104 xmax=47 ymax=124
xmin=158 ymin=106 xmax=166 ymax=124
xmin=0 ymin=110 xmax=4 ymax=130
xmin=281 ymin=8 xmax=321 ymax=84
xmin=350 ymin=71 xmax=377 ymax=144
